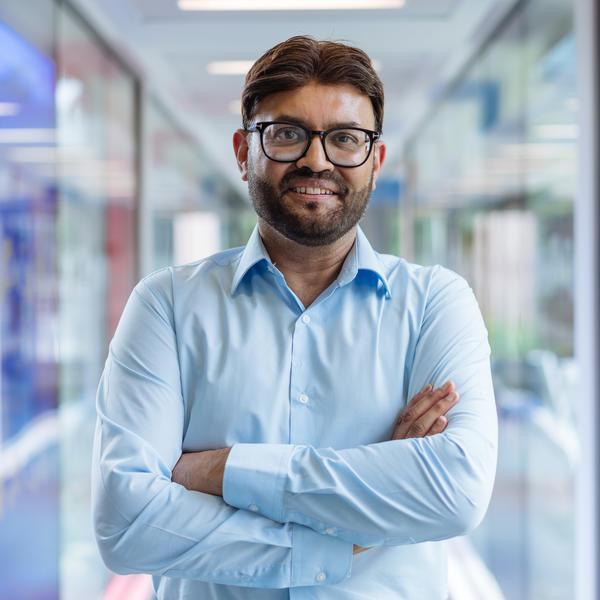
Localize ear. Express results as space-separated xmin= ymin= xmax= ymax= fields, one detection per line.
xmin=233 ymin=129 xmax=249 ymax=181
xmin=370 ymin=141 xmax=386 ymax=191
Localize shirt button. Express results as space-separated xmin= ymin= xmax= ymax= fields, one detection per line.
xmin=298 ymin=393 xmax=309 ymax=404
xmin=316 ymin=572 xmax=327 ymax=583
xmin=301 ymin=314 xmax=310 ymax=324
xmin=248 ymin=504 xmax=259 ymax=512
xmin=325 ymin=527 xmax=335 ymax=535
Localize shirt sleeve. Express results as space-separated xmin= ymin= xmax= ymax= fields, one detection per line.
xmin=222 ymin=267 xmax=498 ymax=548
xmin=91 ymin=272 xmax=352 ymax=587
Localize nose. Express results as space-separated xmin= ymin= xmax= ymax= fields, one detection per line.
xmin=295 ymin=134 xmax=334 ymax=172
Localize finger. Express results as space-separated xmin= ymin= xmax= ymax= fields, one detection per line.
xmin=403 ymin=391 xmax=459 ymax=439
xmin=425 ymin=415 xmax=448 ymax=436
xmin=394 ymin=389 xmax=458 ymax=440
xmin=405 ymin=383 xmax=433 ymax=409
xmin=405 ymin=380 xmax=454 ymax=412
xmin=401 ymin=385 xmax=444 ymax=424
xmin=395 ymin=381 xmax=454 ymax=434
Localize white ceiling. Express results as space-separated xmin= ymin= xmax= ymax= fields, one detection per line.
xmin=70 ymin=0 xmax=518 ymax=193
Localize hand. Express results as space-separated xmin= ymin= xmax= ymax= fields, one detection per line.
xmin=392 ymin=381 xmax=459 ymax=440
xmin=171 ymin=447 xmax=231 ymax=496
xmin=354 ymin=382 xmax=458 ymax=556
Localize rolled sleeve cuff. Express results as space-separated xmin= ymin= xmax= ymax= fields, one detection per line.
xmin=223 ymin=443 xmax=294 ymax=523
xmin=290 ymin=523 xmax=353 ymax=587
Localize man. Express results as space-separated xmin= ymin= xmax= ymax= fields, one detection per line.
xmin=92 ymin=36 xmax=497 ymax=599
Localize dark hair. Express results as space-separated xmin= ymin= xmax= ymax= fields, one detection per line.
xmin=242 ymin=36 xmax=384 ymax=132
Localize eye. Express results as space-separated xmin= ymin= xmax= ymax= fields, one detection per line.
xmin=329 ymin=129 xmax=363 ymax=150
xmin=280 ymin=128 xmax=299 ymax=140
xmin=267 ymin=124 xmax=306 ymax=145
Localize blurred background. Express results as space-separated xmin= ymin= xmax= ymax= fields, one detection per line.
xmin=0 ymin=0 xmax=598 ymax=598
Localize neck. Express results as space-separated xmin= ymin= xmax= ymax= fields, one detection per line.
xmin=257 ymin=219 xmax=357 ymax=308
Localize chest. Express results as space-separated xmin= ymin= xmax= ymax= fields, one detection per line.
xmin=176 ymin=284 xmax=419 ymax=451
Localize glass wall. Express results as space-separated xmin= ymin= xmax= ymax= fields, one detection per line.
xmin=404 ymin=0 xmax=577 ymax=597
xmin=0 ymin=3 xmax=59 ymax=598
xmin=55 ymin=5 xmax=138 ymax=598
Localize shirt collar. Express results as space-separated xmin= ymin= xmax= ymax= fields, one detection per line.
xmin=338 ymin=227 xmax=392 ymax=299
xmin=231 ymin=225 xmax=272 ymax=294
xmin=231 ymin=225 xmax=392 ymax=299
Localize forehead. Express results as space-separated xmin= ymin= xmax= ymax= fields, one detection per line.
xmin=254 ymin=81 xmax=376 ymax=129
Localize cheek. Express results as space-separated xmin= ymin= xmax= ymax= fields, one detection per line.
xmin=250 ymin=154 xmax=291 ymax=185
xmin=248 ymin=142 xmax=271 ymax=172
xmin=340 ymin=166 xmax=372 ymax=191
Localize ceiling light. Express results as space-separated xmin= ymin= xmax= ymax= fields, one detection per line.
xmin=207 ymin=61 xmax=254 ymax=75
xmin=179 ymin=0 xmax=405 ymax=10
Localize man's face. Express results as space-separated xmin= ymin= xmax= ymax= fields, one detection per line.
xmin=234 ymin=81 xmax=386 ymax=247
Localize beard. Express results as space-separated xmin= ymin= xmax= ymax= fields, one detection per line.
xmin=247 ymin=163 xmax=374 ymax=247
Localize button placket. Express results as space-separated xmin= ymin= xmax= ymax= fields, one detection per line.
xmin=290 ymin=314 xmax=313 ymax=445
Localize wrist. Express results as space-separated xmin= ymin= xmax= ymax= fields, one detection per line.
xmin=171 ymin=447 xmax=231 ymax=496
xmin=205 ymin=447 xmax=231 ymax=496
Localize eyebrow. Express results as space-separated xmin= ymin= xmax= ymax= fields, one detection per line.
xmin=272 ymin=114 xmax=364 ymax=129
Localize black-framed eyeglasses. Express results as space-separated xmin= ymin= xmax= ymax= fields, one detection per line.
xmin=245 ymin=121 xmax=381 ymax=168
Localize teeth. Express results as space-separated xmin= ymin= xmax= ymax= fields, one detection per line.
xmin=292 ymin=187 xmax=334 ymax=195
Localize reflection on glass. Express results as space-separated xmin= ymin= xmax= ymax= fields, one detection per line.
xmin=0 ymin=13 xmax=59 ymax=600
xmin=405 ymin=1 xmax=576 ymax=598
xmin=56 ymin=5 xmax=137 ymax=598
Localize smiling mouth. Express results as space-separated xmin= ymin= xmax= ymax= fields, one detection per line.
xmin=289 ymin=186 xmax=336 ymax=195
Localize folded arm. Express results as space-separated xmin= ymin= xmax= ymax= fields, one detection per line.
xmin=180 ymin=270 xmax=497 ymax=548
xmin=172 ymin=382 xmax=459 ymax=555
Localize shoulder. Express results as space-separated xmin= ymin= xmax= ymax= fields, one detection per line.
xmin=133 ymin=246 xmax=245 ymax=312
xmin=377 ymin=252 xmax=468 ymax=300
xmin=375 ymin=255 xmax=489 ymax=349
xmin=139 ymin=247 xmax=245 ymax=292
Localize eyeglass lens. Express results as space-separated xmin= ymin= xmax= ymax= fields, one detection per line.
xmin=261 ymin=123 xmax=371 ymax=167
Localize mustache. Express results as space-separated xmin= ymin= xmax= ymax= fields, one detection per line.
xmin=278 ymin=167 xmax=349 ymax=195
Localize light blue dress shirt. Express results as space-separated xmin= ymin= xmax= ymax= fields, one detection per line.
xmin=92 ymin=226 xmax=497 ymax=600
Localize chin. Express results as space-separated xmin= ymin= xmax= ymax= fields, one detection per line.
xmin=275 ymin=219 xmax=358 ymax=247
